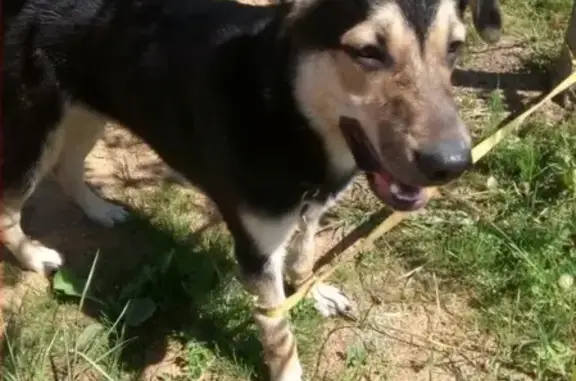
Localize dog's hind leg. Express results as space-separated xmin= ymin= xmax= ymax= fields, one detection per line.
xmin=233 ymin=209 xmax=303 ymax=381
xmin=2 ymin=128 xmax=67 ymax=274
xmin=286 ymin=203 xmax=353 ymax=318
xmin=469 ymin=0 xmax=502 ymax=43
xmin=53 ymin=107 xmax=128 ymax=227
xmin=2 ymin=197 xmax=64 ymax=274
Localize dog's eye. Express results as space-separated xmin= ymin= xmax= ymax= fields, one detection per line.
xmin=344 ymin=44 xmax=393 ymax=71
xmin=447 ymin=40 xmax=463 ymax=56
xmin=446 ymin=40 xmax=463 ymax=65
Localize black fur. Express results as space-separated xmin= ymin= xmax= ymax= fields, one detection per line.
xmin=284 ymin=0 xmax=445 ymax=50
xmin=2 ymin=0 xmax=349 ymax=278
xmin=395 ymin=0 xmax=443 ymax=46
xmin=284 ymin=0 xmax=371 ymax=49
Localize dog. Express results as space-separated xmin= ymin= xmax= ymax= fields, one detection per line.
xmin=3 ymin=0 xmax=501 ymax=379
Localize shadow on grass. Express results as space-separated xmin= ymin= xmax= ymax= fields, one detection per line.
xmin=0 ymin=179 xmax=264 ymax=379
xmin=66 ymin=208 xmax=265 ymax=380
xmin=452 ymin=66 xmax=552 ymax=113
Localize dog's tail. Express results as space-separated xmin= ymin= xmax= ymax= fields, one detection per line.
xmin=462 ymin=0 xmax=502 ymax=43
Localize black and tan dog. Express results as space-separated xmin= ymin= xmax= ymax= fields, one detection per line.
xmin=3 ymin=0 xmax=500 ymax=379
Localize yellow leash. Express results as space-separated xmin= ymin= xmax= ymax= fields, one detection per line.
xmin=261 ymin=51 xmax=576 ymax=319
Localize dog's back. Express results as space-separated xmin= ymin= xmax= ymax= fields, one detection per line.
xmin=3 ymin=0 xmax=283 ymax=190
xmin=4 ymin=0 xmax=276 ymax=126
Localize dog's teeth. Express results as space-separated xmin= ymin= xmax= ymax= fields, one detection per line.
xmin=390 ymin=181 xmax=422 ymax=202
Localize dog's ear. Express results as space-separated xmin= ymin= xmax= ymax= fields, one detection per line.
xmin=280 ymin=0 xmax=370 ymax=48
xmin=278 ymin=0 xmax=311 ymax=38
xmin=460 ymin=0 xmax=502 ymax=44
xmin=282 ymin=0 xmax=318 ymax=23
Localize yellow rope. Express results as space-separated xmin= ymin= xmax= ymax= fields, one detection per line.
xmin=261 ymin=51 xmax=576 ymax=319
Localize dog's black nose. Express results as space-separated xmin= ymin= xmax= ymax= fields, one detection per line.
xmin=415 ymin=140 xmax=472 ymax=183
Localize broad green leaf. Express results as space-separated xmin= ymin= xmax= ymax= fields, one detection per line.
xmin=52 ymin=268 xmax=87 ymax=298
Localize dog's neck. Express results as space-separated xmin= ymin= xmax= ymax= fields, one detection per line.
xmin=218 ymin=13 xmax=356 ymax=196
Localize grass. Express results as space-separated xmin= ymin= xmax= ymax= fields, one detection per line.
xmin=2 ymin=269 xmax=129 ymax=381
xmin=380 ymin=114 xmax=576 ymax=379
xmin=2 ymin=0 xmax=576 ymax=380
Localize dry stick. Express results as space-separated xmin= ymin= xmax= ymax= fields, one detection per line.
xmin=262 ymin=59 xmax=576 ymax=318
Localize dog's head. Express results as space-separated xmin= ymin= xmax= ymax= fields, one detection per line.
xmin=284 ymin=0 xmax=490 ymax=211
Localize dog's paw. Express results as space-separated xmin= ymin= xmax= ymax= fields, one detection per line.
xmin=20 ymin=242 xmax=64 ymax=275
xmin=311 ymin=283 xmax=354 ymax=318
xmin=272 ymin=359 xmax=302 ymax=381
xmin=86 ymin=200 xmax=129 ymax=227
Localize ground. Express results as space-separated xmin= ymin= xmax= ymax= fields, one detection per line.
xmin=2 ymin=0 xmax=575 ymax=380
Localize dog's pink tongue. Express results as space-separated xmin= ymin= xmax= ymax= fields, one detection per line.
xmin=368 ymin=171 xmax=391 ymax=200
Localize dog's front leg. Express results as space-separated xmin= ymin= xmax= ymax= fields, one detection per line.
xmin=286 ymin=203 xmax=353 ymax=318
xmin=235 ymin=209 xmax=303 ymax=381
xmin=252 ymin=310 xmax=302 ymax=381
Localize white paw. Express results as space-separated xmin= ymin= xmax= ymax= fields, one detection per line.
xmin=86 ymin=200 xmax=129 ymax=227
xmin=275 ymin=359 xmax=302 ymax=381
xmin=311 ymin=283 xmax=354 ymax=318
xmin=20 ymin=241 xmax=64 ymax=275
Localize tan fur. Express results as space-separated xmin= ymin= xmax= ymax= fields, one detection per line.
xmin=294 ymin=0 xmax=469 ymax=187
xmin=254 ymin=312 xmax=302 ymax=381
xmin=1 ymin=106 xmax=127 ymax=273
xmin=53 ymin=107 xmax=128 ymax=227
xmin=1 ymin=128 xmax=67 ymax=273
xmin=240 ymin=201 xmax=348 ymax=381
xmin=286 ymin=202 xmax=325 ymax=287
xmin=238 ymin=208 xmax=303 ymax=380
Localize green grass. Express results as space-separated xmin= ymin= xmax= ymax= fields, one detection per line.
xmin=2 ymin=0 xmax=576 ymax=380
xmin=379 ymin=115 xmax=576 ymax=379
xmin=2 ymin=275 xmax=129 ymax=381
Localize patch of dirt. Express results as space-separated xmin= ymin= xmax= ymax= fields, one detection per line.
xmin=356 ymin=280 xmax=497 ymax=381
xmin=139 ymin=339 xmax=188 ymax=381
xmin=302 ymin=246 xmax=503 ymax=381
xmin=454 ymin=37 xmax=569 ymax=123
xmin=463 ymin=38 xmax=530 ymax=73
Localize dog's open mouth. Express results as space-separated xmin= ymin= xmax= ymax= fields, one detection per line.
xmin=339 ymin=116 xmax=429 ymax=211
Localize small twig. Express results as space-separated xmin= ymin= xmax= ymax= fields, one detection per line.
xmin=312 ymin=324 xmax=359 ymax=381
xmin=433 ymin=273 xmax=441 ymax=315
xmin=312 ymin=301 xmax=378 ymax=380
xmin=397 ymin=265 xmax=424 ymax=281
